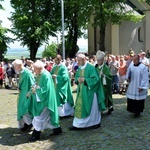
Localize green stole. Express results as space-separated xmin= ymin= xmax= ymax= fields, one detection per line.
xmin=75 ymin=69 xmax=84 ymax=118
xmin=52 ymin=66 xmax=60 ymax=87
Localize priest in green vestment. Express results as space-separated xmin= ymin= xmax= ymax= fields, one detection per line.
xmin=13 ymin=59 xmax=35 ymax=131
xmin=95 ymin=50 xmax=114 ymax=114
xmin=26 ymin=60 xmax=62 ymax=142
xmin=50 ymin=55 xmax=74 ymax=117
xmin=69 ymin=54 xmax=104 ymax=130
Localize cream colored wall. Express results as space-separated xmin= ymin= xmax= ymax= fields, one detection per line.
xmin=105 ymin=24 xmax=111 ymax=54
xmin=88 ymin=20 xmax=145 ymax=55
xmin=111 ymin=25 xmax=119 ymax=55
xmin=119 ymin=20 xmax=145 ymax=55
xmin=145 ymin=11 xmax=150 ymax=51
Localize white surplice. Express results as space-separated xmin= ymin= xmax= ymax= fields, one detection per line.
xmin=58 ymin=102 xmax=74 ymax=117
xmin=126 ymin=63 xmax=149 ymax=100
xmin=18 ymin=113 xmax=32 ymax=128
xmin=32 ymin=107 xmax=57 ymax=131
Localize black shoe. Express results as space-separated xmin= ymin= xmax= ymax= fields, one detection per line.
xmin=29 ymin=129 xmax=41 ymax=142
xmin=107 ymin=108 xmax=114 ymax=115
xmin=119 ymin=90 xmax=122 ymax=94
xmin=50 ymin=127 xmax=62 ymax=136
xmin=134 ymin=113 xmax=140 ymax=118
xmin=29 ymin=136 xmax=40 ymax=142
xmin=60 ymin=115 xmax=73 ymax=119
xmin=69 ymin=126 xmax=79 ymax=130
xmin=21 ymin=123 xmax=33 ymax=132
xmin=89 ymin=123 xmax=101 ymax=129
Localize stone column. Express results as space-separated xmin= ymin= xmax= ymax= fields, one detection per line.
xmin=111 ymin=24 xmax=119 ymax=55
xmin=88 ymin=17 xmax=95 ymax=55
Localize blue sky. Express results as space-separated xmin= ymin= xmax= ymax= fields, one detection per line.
xmin=0 ymin=0 xmax=88 ymax=50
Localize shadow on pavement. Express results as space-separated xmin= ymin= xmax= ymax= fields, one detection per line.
xmin=0 ymin=127 xmax=31 ymax=146
xmin=9 ymin=92 xmax=18 ymax=95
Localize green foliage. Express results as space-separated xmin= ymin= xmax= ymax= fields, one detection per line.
xmin=56 ymin=0 xmax=89 ymax=57
xmin=0 ymin=26 xmax=7 ymax=53
xmin=0 ymin=1 xmax=13 ymax=61
xmin=0 ymin=26 xmax=13 ymax=53
xmin=90 ymin=0 xmax=144 ymax=27
xmin=6 ymin=0 xmax=146 ymax=58
xmin=0 ymin=0 xmax=4 ymax=10
xmin=9 ymin=0 xmax=88 ymax=58
xmin=146 ymin=0 xmax=150 ymax=4
xmin=42 ymin=43 xmax=57 ymax=58
xmin=10 ymin=0 xmax=60 ymax=60
xmin=123 ymin=14 xmax=144 ymax=23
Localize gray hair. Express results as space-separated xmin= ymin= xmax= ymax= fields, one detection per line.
xmin=12 ymin=59 xmax=23 ymax=66
xmin=33 ymin=60 xmax=44 ymax=69
xmin=77 ymin=54 xmax=86 ymax=59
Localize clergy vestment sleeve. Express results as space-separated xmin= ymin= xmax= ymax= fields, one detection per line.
xmin=35 ymin=76 xmax=49 ymax=102
xmin=17 ymin=68 xmax=35 ymax=121
xmin=138 ymin=66 xmax=149 ymax=89
xmin=84 ymin=80 xmax=88 ymax=86
xmin=126 ymin=65 xmax=132 ymax=80
xmin=51 ymin=64 xmax=74 ymax=107
xmin=75 ymin=64 xmax=99 ymax=92
xmin=102 ymin=66 xmax=112 ymax=84
xmin=95 ymin=64 xmax=112 ymax=112
xmin=84 ymin=70 xmax=99 ymax=91
xmin=56 ymin=66 xmax=68 ymax=82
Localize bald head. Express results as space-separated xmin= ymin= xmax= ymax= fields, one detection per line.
xmin=77 ymin=54 xmax=86 ymax=66
xmin=13 ymin=59 xmax=23 ymax=72
xmin=77 ymin=54 xmax=86 ymax=59
xmin=33 ymin=60 xmax=45 ymax=74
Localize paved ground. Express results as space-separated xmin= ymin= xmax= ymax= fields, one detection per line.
xmin=0 ymin=88 xmax=150 ymax=150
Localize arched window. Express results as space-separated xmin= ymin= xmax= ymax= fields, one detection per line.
xmin=138 ymin=26 xmax=143 ymax=42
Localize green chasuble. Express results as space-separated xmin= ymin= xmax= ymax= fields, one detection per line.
xmin=74 ymin=63 xmax=105 ymax=119
xmin=17 ymin=68 xmax=35 ymax=120
xmin=95 ymin=63 xmax=113 ymax=109
xmin=26 ymin=70 xmax=59 ymax=127
xmin=50 ymin=64 xmax=74 ymax=107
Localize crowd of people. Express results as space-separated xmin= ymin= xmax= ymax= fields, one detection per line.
xmin=0 ymin=49 xmax=149 ymax=142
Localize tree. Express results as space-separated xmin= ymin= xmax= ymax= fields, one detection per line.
xmin=56 ymin=0 xmax=89 ymax=58
xmin=0 ymin=0 xmax=3 ymax=10
xmin=9 ymin=0 xmax=89 ymax=59
xmin=10 ymin=0 xmax=61 ymax=60
xmin=42 ymin=42 xmax=57 ymax=58
xmin=0 ymin=25 xmax=13 ymax=61
xmin=0 ymin=26 xmax=7 ymax=61
xmin=0 ymin=1 xmax=12 ymax=61
xmin=60 ymin=0 xmax=144 ymax=57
